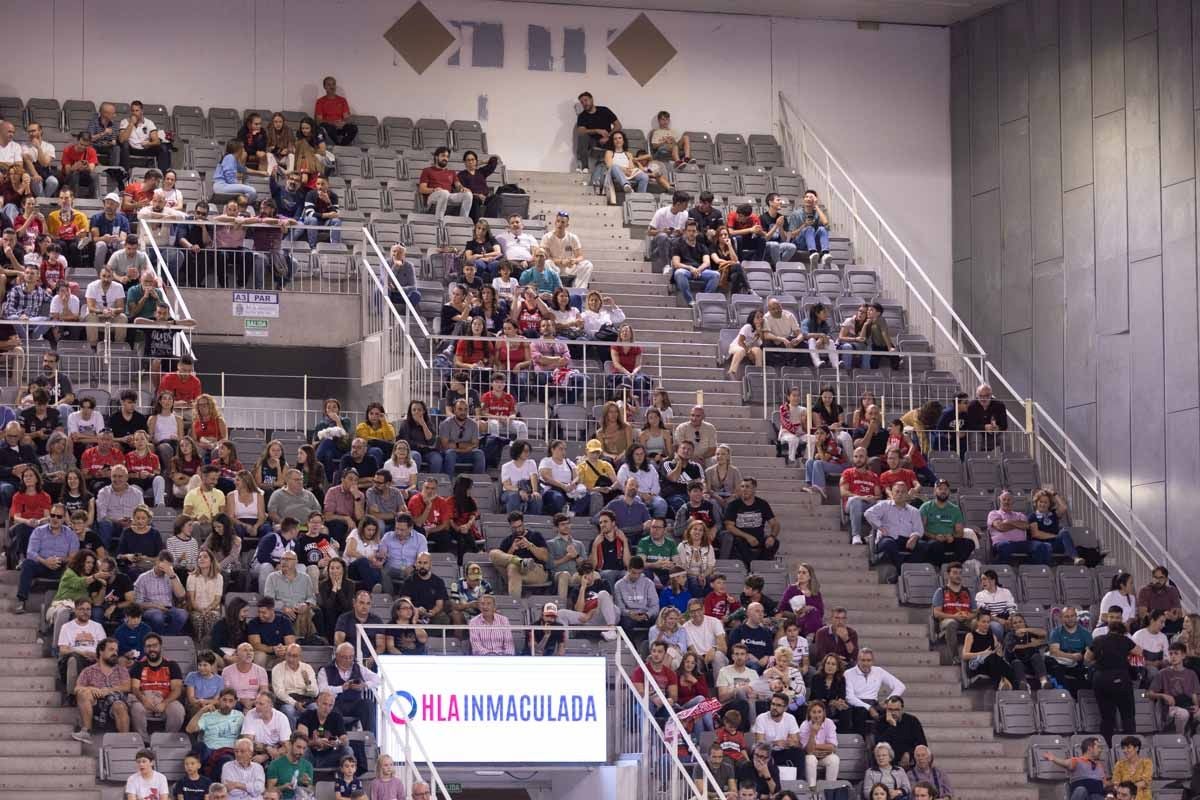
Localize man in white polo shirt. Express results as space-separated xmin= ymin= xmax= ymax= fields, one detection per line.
xmin=648 ymin=191 xmax=691 ymax=274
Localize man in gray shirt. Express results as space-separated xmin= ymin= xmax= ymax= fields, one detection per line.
xmin=545 ymin=513 xmax=586 ymax=598
xmin=437 ymin=398 xmax=485 ymax=476
xmin=614 ymin=556 xmax=660 ymax=640
xmin=365 ymin=473 xmax=404 ymax=529
xmin=267 ymin=469 xmax=321 ymax=527
xmin=105 ymin=234 xmax=150 ymax=285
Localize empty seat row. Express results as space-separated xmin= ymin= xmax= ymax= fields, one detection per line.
xmin=897 ymin=561 xmax=1117 ymax=610
xmin=998 ymin=690 xmax=1169 ymax=739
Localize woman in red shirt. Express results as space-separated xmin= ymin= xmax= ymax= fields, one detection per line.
xmin=125 ymin=430 xmax=166 ymax=507
xmin=210 ymin=440 xmax=244 ymax=494
xmin=437 ymin=475 xmax=481 ymax=563
xmin=453 ymin=315 xmax=493 ymax=393
xmin=511 ymin=287 xmax=546 ymax=338
xmin=9 ymin=468 xmax=52 ymax=566
xmin=677 ymin=651 xmax=715 ymax=731
xmin=493 ymin=319 xmax=532 ymax=399
xmin=608 ymin=323 xmax=651 ymax=406
xmin=190 ymin=394 xmax=228 ymax=461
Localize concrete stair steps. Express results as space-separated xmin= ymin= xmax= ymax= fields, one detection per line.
xmin=939 ymin=769 xmax=1031 ymax=788
xmin=0 ymin=740 xmax=84 ymax=756
xmin=932 ymin=755 xmax=1028 ymax=774
xmin=517 ymin=190 xmax=608 ymax=205
xmin=0 ymin=675 xmax=59 ymax=691
xmin=0 ymin=773 xmax=97 ymax=791
xmin=848 ymin=623 xmax=929 ymax=639
xmin=0 ymin=723 xmax=78 ymax=740
xmin=930 ymin=740 xmax=1027 ymax=758
xmin=0 ymin=706 xmax=79 ymax=723
xmin=0 ymin=659 xmax=58 ymax=676
xmin=0 ymin=691 xmax=63 ymax=706
xmin=0 ymin=628 xmax=39 ymax=643
xmin=894 ymin=680 xmax=970 ymax=697
xmin=904 ymin=711 xmax=993 ymax=728
xmin=0 ymin=756 xmax=95 ymax=774
xmin=530 ymin=203 xmax=623 ymax=219
xmin=0 ymin=793 xmax=101 ymax=800
xmin=590 ymin=260 xmax=653 ymax=272
xmin=919 ymin=725 xmax=999 ymax=742
xmin=0 ymin=643 xmax=55 ymax=658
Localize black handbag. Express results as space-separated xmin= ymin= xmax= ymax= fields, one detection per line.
xmin=593 ymin=324 xmax=620 ymax=342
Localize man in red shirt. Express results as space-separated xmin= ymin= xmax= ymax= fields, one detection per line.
xmin=121 ymin=169 xmax=161 ymax=216
xmin=406 ymin=477 xmax=452 ymax=540
xmin=725 ymin=203 xmax=766 ymax=262
xmin=632 ymin=641 xmax=678 ymax=722
xmin=158 ymin=355 xmax=201 ymax=413
xmin=878 ymin=449 xmax=919 ymax=501
xmin=61 ymin=131 xmax=100 ymax=199
xmin=418 ymin=147 xmax=473 ymax=219
xmin=81 ymin=429 xmax=125 ymax=492
xmin=478 ymin=374 xmax=528 ymax=460
xmin=840 ymin=447 xmax=881 ymax=546
xmin=314 ymin=76 xmax=357 ymax=146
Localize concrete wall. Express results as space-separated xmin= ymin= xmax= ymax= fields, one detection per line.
xmin=188 ymin=288 xmax=362 ymax=347
xmin=0 ymin=0 xmax=951 ymax=295
xmin=950 ymin=0 xmax=1198 ymax=569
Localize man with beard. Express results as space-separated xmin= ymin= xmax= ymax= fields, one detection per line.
xmin=419 ymin=147 xmax=473 ymax=218
xmin=129 ymin=632 xmax=186 ymax=739
xmin=73 ymin=637 xmax=131 ymax=742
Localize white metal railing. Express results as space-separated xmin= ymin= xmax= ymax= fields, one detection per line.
xmin=777 ymin=94 xmax=1200 ymax=609
xmin=139 ymin=217 xmax=197 ymax=360
xmin=354 ymin=623 xmax=725 ymax=800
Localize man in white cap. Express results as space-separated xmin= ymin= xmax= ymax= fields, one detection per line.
xmin=87 ymin=192 xmax=131 ymax=270
xmin=532 ymin=602 xmax=566 ymax=656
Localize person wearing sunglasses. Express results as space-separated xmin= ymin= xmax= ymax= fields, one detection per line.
xmin=16 ymin=501 xmax=78 ymax=613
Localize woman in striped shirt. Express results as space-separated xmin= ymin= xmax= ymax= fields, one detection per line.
xmin=974 ymin=569 xmax=1017 ymax=641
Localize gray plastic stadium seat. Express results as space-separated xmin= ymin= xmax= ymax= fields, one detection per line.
xmin=897 ymin=562 xmax=939 ymax=607
xmin=684 ymin=131 xmax=714 ymax=165
xmin=731 ymin=293 xmax=764 ymax=323
xmin=776 ymin=267 xmax=809 ymax=295
xmin=1092 ymin=566 xmax=1122 ymax=602
xmin=1075 ymin=690 xmax=1102 ymax=733
xmin=810 ymin=269 xmax=842 ymax=297
xmin=716 ymin=328 xmax=738 ymax=366
xmin=739 ymin=167 xmax=771 ymax=199
xmin=749 ymin=134 xmax=783 ymax=169
xmin=1035 ymin=689 xmax=1077 ymax=734
xmin=741 ymin=367 xmax=776 ymax=405
xmin=0 ymin=97 xmax=23 ymax=123
xmin=346 ymin=115 xmax=380 ymax=147
xmin=623 ymin=192 xmax=657 ymax=226
xmin=333 ymin=150 xmax=364 ymax=179
xmin=63 ymin=99 xmax=97 ymax=132
xmin=715 ymin=133 xmax=748 ymax=167
xmin=829 ymin=237 xmax=854 ymax=265
xmin=967 ymin=456 xmax=1004 ymax=489
xmin=1153 ymin=734 xmax=1193 ymax=780
xmin=26 ymin=98 xmax=61 ymax=129
xmin=927 ymin=453 xmax=965 ymax=488
xmin=693 ymin=293 xmax=730 ymax=330
xmin=994 ymin=690 xmax=1038 ymax=735
xmin=744 ymin=262 xmax=774 ymax=297
xmin=834 ymin=734 xmax=867 ymax=782
xmin=407 ymin=214 xmax=443 ymax=272
xmin=1018 ymin=565 xmax=1056 ymax=608
xmin=208 ymin=107 xmax=240 ymax=140
xmin=772 ymin=168 xmax=804 ymax=197
xmin=314 ymin=243 xmax=352 ymax=279
xmin=1026 ymin=736 xmax=1070 ymax=780
xmin=844 ymin=269 xmax=879 ymax=297
xmin=671 ymin=169 xmax=703 ymax=196
xmin=450 ymin=120 xmax=486 ymax=152
xmin=367 ymin=149 xmax=400 ymax=182
xmin=100 ymin=732 xmax=145 ymax=780
xmin=1003 ymin=456 xmax=1040 ymax=493
xmin=351 ymin=185 xmax=384 ymax=214
xmin=1135 ymin=691 xmax=1160 ymax=732
xmin=621 ymin=128 xmax=647 ymax=153
xmin=383 ymin=117 xmax=415 ymax=149
xmin=703 ymin=165 xmax=737 ymax=199
xmin=416 ymin=118 xmax=449 ymax=150
xmin=1018 ymin=603 xmax=1047 ymax=629
xmin=1055 ymin=565 xmax=1096 ymax=609
xmin=149 ymin=731 xmax=191 ymax=780
xmin=552 ymin=404 xmax=589 ymax=441
xmin=386 ymin=181 xmax=419 ymax=216
xmin=956 ymin=493 xmax=994 ymax=533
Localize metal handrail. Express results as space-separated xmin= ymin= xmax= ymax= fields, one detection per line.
xmin=356 ymin=255 xmax=428 ymax=371
xmin=776 ymin=96 xmax=1198 ymax=609
xmin=363 ymin=227 xmax=431 ymax=340
xmin=138 ymin=218 xmax=197 ymax=360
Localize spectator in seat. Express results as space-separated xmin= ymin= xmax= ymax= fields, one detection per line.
xmin=212 ymin=141 xmax=257 ymax=204
xmin=314 ymin=76 xmax=357 ymax=146
xmin=462 ymin=220 xmax=504 ymax=284
xmin=1139 ymin=565 xmax=1184 ymax=635
xmin=557 ymin=560 xmax=619 ymax=640
xmin=1041 ymin=736 xmax=1109 ymax=800
xmin=987 ymin=490 xmax=1050 ymax=564
xmin=736 ymin=743 xmax=781 ymax=798
xmin=864 ymin=482 xmax=925 ymax=577
xmin=489 ymin=510 xmax=550 ymax=597
xmin=262 ymin=548 xmax=318 ymax=640
xmin=779 ymin=562 xmax=824 ymax=637
xmin=789 ymin=190 xmax=831 ymax=267
xmin=246 ymin=597 xmax=296 ymax=669
xmin=878 ymin=448 xmax=920 ymax=501
xmin=1003 ymin=610 xmax=1050 ymax=689
xmin=874 ymin=695 xmax=926 ymax=770
xmin=300 ymin=176 xmax=340 ymax=247
xmin=20 ymin=122 xmax=57 ymax=197
xmin=340 ymin=438 xmax=381 ymax=487
xmin=418 ymin=147 xmax=472 ymax=219
xmin=722 ymin=478 xmax=779 ymax=565
xmin=85 ymin=103 xmax=121 ymax=169
xmin=812 ymin=607 xmax=859 ymax=668
xmin=716 ymin=646 xmax=756 ymax=732
xmin=751 ymin=691 xmax=802 ymax=769
xmin=383 ymin=243 xmax=420 ymax=310
xmin=379 ymin=508 xmax=429 ymax=593
xmin=267 ymin=471 xmax=320 ymax=541
xmin=859 ymin=303 xmax=900 ymax=370
xmin=926 ymin=561 xmax=974 ymax=666
xmin=268 ymin=168 xmax=307 ymax=228
xmin=1048 ymin=606 xmax=1092 ymax=694
xmin=1148 ymin=642 xmax=1200 ymax=735
xmin=87 ymin=192 xmax=130 ymax=269
xmin=496 ymin=214 xmax=539 ymax=276
xmin=318 ymin=642 xmax=380 ymax=735
xmin=961 ymin=610 xmax=1016 ymax=690
xmin=449 ymin=562 xmax=493 ymax=626
xmin=614 ymin=555 xmax=659 ymax=639
xmin=517 ymin=249 xmax=562 ymax=294
xmin=266 ymin=732 xmax=315 ymax=798
xmin=670 ymin=219 xmax=718 ymax=307
xmin=121 ymin=168 xmax=162 ymax=217
xmin=573 ymin=91 xmax=620 ymax=172
xmin=660 ymin=440 xmax=704 ymax=516
xmin=84 ymin=428 xmax=125 ymax=496
xmin=800 ymin=302 xmax=838 ymax=369
xmin=906 ymin=746 xmax=952 ymax=799
xmin=129 ymin=632 xmax=186 ymax=740
xmin=1028 ymin=487 xmax=1083 ymax=565
xmin=45 ymin=189 xmax=88 ymax=271
xmin=649 ymin=191 xmax=690 ymax=274
xmin=675 ymin=405 xmax=718 ymax=463
xmin=974 ymin=568 xmax=1017 ymax=635
xmin=844 ymin=647 xmax=906 ymax=737
xmin=650 ymin=111 xmax=691 ymax=165
xmin=133 ymin=550 xmax=187 ymax=634
xmin=726 ymin=204 xmax=766 ymax=262
xmin=798 ymin=700 xmax=840 ymax=789
xmin=838 ymin=447 xmax=881 ymax=545
xmin=728 ymin=602 xmax=774 ymax=672
xmin=758 ymin=193 xmax=795 ymax=266
xmin=499 ymin=439 xmax=542 ymax=515
xmin=605 ymin=131 xmax=649 ymax=194
xmin=72 ymin=636 xmax=131 ymax=743
xmin=918 ymin=479 xmax=975 ymax=567
xmin=537 ymin=437 xmax=589 ymax=516
xmin=964 ymin=382 xmax=1007 ymax=451
xmin=271 ymin=644 xmax=319 ymax=729
xmin=851 ymin=404 xmax=889 ymax=470
xmin=1109 ymin=737 xmax=1152 ymax=800
xmin=57 ymin=594 xmax=105 ymax=683
xmin=118 ymin=101 xmax=172 ymax=173
xmin=545 ymin=512 xmax=587 ymax=598
xmin=541 ymin=210 xmax=594 ymax=288
xmin=682 ymin=597 xmax=729 ymax=673
xmin=437 ymin=398 xmax=486 ymax=477
xmin=186 ymin=687 xmax=246 ymax=774
xmin=468 ymin=594 xmax=515 ymax=656
xmin=84 ymin=265 xmax=128 ymax=350
xmin=456 ymin=150 xmax=499 ymax=223
xmin=61 ymin=130 xmax=100 ymax=199
xmin=220 ymin=736 xmax=266 ymax=798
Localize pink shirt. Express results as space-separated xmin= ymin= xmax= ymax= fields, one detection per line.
xmin=798 ymin=717 xmax=837 ymax=747
xmin=221 ymin=662 xmax=269 ymax=703
xmin=987 ymin=509 xmax=1029 ymax=546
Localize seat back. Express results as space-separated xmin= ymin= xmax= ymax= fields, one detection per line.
xmin=834 ymin=733 xmax=867 ymax=782
xmin=994 ymin=690 xmax=1038 ymax=735
xmin=897 ymin=563 xmax=939 ymax=607
xmin=683 ymin=131 xmax=714 ymax=165
xmin=1055 ymin=565 xmax=1097 ymax=609
xmin=739 ymin=167 xmax=772 ymax=199
xmin=1026 ymin=736 xmax=1070 ymax=780
xmin=1035 ymin=689 xmax=1077 ymax=734
xmin=383 ymin=117 xmax=415 ymax=149
xmin=416 ymin=118 xmax=450 ymax=150
xmin=703 ymin=165 xmax=737 ymax=199
xmin=1018 ymin=565 xmax=1056 ymax=607
xmin=450 ymin=120 xmax=486 ymax=152
xmin=748 ymin=134 xmax=783 ymax=169
xmin=715 ymin=133 xmax=748 ymax=167
xmin=1152 ymin=733 xmax=1194 ymax=780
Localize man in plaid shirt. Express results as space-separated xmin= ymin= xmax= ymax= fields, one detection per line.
xmin=468 ymin=595 xmax=515 ymax=656
xmin=3 ymin=265 xmax=52 ymax=341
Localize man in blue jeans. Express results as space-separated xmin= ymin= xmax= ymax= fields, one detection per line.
xmin=986 ymin=491 xmax=1052 ymax=564
xmin=0 ymin=420 xmax=36 ymax=514
xmin=437 ymin=399 xmax=486 ymax=476
xmin=670 ymin=219 xmax=719 ymax=306
xmin=14 ymin=502 xmax=78 ymax=613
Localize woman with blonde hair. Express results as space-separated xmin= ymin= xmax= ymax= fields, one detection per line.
xmin=677 ymin=518 xmax=715 ymax=594
xmin=594 ymin=401 xmax=633 ymax=464
xmin=187 ymin=548 xmax=224 ymax=645
xmin=704 ymin=444 xmax=742 ymax=507
xmin=190 ymin=394 xmax=227 ymax=460
xmin=647 ymin=606 xmax=687 ymax=668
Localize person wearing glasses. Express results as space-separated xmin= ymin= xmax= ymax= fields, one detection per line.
xmin=963 ymin=383 xmax=1007 ymax=451
xmin=15 ymin=500 xmax=78 ymax=613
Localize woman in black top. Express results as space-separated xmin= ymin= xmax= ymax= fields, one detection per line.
xmin=456 ymin=151 xmax=500 ymax=223
xmin=60 ymin=468 xmax=96 ymax=529
xmin=807 ymin=653 xmax=852 ymax=731
xmin=1088 ymin=621 xmax=1141 ymax=742
xmin=395 ymin=400 xmax=440 ymax=475
xmin=317 ymin=557 xmax=356 ymax=641
xmin=961 ymin=611 xmax=1015 ymax=689
xmin=463 ymin=219 xmax=503 ymax=280
xmin=469 ymin=285 xmax=507 ymax=333
xmin=235 ymin=113 xmax=269 ymax=175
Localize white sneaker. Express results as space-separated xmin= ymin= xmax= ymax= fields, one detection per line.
xmin=820 ymin=253 xmax=832 ymax=266
xmin=601 ymin=629 xmax=618 ymax=641
xmin=851 ymin=535 xmax=864 ymax=545
xmin=809 ymin=252 xmax=820 ymax=268
xmin=661 ymin=265 xmax=672 ymax=276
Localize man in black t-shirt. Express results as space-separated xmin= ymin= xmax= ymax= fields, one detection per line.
xmin=721 ymin=478 xmax=780 ymax=565
xmin=574 ymin=92 xmax=620 ymax=171
xmin=106 ymin=389 xmax=147 ymax=450
xmin=400 ymin=552 xmax=451 ymax=624
xmin=488 ymin=510 xmax=550 ymax=597
xmin=760 ymin=193 xmax=798 ymax=265
xmin=687 ymin=191 xmax=724 ymax=246
xmin=670 ymin=220 xmax=719 ymax=306
xmin=297 ymin=693 xmax=353 ymax=771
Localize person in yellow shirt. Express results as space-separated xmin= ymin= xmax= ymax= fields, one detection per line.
xmin=1110 ymin=736 xmax=1153 ymax=800
xmin=577 ymin=439 xmax=617 ymax=506
xmin=45 ymin=189 xmax=90 ymax=271
xmin=183 ymin=465 xmax=226 ymax=521
xmin=354 ymin=402 xmax=395 ymax=464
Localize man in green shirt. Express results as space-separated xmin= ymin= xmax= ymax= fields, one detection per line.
xmin=265 ymin=732 xmax=314 ymax=799
xmin=917 ymin=479 xmax=975 ymax=567
xmin=637 ymin=518 xmax=678 ymax=583
xmin=124 ymin=270 xmax=165 ymax=320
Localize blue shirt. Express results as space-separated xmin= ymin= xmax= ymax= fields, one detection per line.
xmin=26 ymin=524 xmax=79 ymax=562
xmin=1049 ymin=624 xmax=1092 ymax=654
xmin=659 ymin=585 xmax=693 ymax=613
xmin=213 ymin=153 xmax=243 ymax=185
xmin=115 ymin=620 xmax=152 ymax=657
xmin=517 ymin=265 xmax=563 ymax=293
xmin=379 ymin=529 xmax=428 ymax=570
xmin=184 ymin=670 xmax=224 ymax=701
xmin=601 ymin=496 xmax=650 ymax=532
xmin=89 ymin=211 xmax=130 ymax=237
xmin=246 ymin=614 xmax=295 ymax=646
